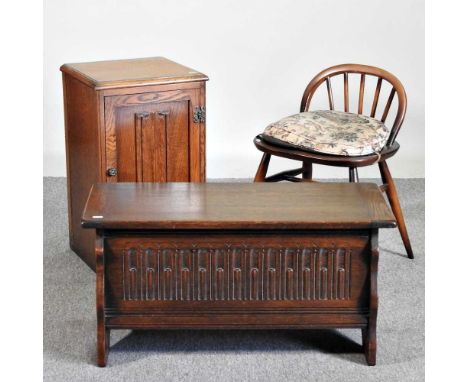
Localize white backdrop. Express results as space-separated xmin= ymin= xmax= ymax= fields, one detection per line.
xmin=44 ymin=0 xmax=424 ymax=178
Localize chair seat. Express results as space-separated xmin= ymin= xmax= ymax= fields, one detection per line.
xmin=262 ymin=110 xmax=391 ymax=156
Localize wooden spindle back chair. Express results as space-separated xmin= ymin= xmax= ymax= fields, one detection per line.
xmin=253 ymin=64 xmax=414 ymax=258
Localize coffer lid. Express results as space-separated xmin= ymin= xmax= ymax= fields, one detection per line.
xmin=81 ymin=182 xmax=396 ymax=230
xmin=60 ymin=57 xmax=208 ymax=89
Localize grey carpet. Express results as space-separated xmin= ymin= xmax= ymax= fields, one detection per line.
xmin=43 ymin=177 xmax=424 ymax=382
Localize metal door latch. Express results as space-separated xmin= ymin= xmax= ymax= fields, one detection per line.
xmin=193 ymin=106 xmax=206 ymax=123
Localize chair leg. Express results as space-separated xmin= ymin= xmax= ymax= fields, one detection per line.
xmin=349 ymin=167 xmax=359 ymax=182
xmin=378 ymin=161 xmax=414 ymax=259
xmin=302 ymin=162 xmax=313 ymax=180
xmin=254 ymin=153 xmax=271 ymax=182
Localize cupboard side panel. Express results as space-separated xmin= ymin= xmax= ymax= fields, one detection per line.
xmin=63 ymin=74 xmax=101 ymax=270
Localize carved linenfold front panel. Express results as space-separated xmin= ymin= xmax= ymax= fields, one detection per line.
xmin=121 ymin=245 xmax=352 ymax=301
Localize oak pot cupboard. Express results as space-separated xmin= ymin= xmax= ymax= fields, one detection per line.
xmin=61 ymin=57 xmax=208 ymax=270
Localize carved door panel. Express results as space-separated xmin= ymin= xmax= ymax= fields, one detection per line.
xmin=103 ymin=233 xmax=370 ymax=309
xmin=104 ymin=89 xmax=202 ymax=183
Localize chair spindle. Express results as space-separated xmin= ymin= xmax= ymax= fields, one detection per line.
xmin=326 ymin=77 xmax=334 ymax=110
xmin=358 ymin=74 xmax=365 ymax=114
xmin=370 ymin=78 xmax=383 ymax=118
xmin=381 ymin=88 xmax=396 ymax=123
xmin=344 ymin=73 xmax=349 ymax=112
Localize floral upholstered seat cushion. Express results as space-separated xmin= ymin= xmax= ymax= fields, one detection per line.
xmin=262 ymin=110 xmax=391 ymax=156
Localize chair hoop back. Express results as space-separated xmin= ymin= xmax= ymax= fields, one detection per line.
xmin=300 ymin=64 xmax=407 ymax=146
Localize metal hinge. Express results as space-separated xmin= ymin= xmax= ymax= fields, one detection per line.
xmin=193 ymin=106 xmax=206 ymax=123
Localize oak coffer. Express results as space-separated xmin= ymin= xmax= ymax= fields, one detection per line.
xmin=61 ymin=57 xmax=208 ymax=270
xmin=81 ymin=182 xmax=396 ymax=366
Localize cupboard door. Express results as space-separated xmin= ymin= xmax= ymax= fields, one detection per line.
xmin=104 ymin=89 xmax=202 ymax=183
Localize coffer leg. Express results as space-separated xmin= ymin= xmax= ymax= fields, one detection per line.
xmin=362 ymin=228 xmax=379 ymax=366
xmin=95 ymin=232 xmax=109 ymax=367
xmin=361 ymin=327 xmax=376 ymax=366
xmin=97 ymin=327 xmax=110 ymax=367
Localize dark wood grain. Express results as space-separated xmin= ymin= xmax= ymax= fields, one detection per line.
xmin=349 ymin=167 xmax=359 ymax=183
xmin=104 ymin=233 xmax=369 ymax=307
xmin=362 ymin=228 xmax=379 ymax=366
xmin=299 ymin=64 xmax=406 ymax=146
xmin=82 ymin=183 xmax=394 ymax=366
xmin=82 ymin=183 xmax=396 ymax=230
xmin=253 ymin=153 xmax=271 ymax=182
xmin=61 ymin=57 xmax=208 ymax=270
xmin=344 ymin=73 xmax=349 ymax=112
xmin=326 ymin=77 xmax=334 ymax=110
xmin=370 ymin=78 xmax=383 ymax=118
xmin=265 ymin=167 xmax=304 ymax=183
xmin=254 ymin=136 xmax=400 ymax=168
xmin=358 ymin=74 xmax=365 ymax=114
xmin=381 ymin=88 xmax=396 ymax=124
xmin=378 ymin=161 xmax=414 ymax=258
xmin=300 ymin=64 xmax=406 ymax=129
xmin=302 ymin=162 xmax=313 ymax=180
xmin=95 ymin=231 xmax=108 ymax=367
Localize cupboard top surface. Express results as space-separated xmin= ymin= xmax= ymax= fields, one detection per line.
xmin=81 ymin=182 xmax=396 ymax=230
xmin=60 ymin=57 xmax=208 ymax=89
